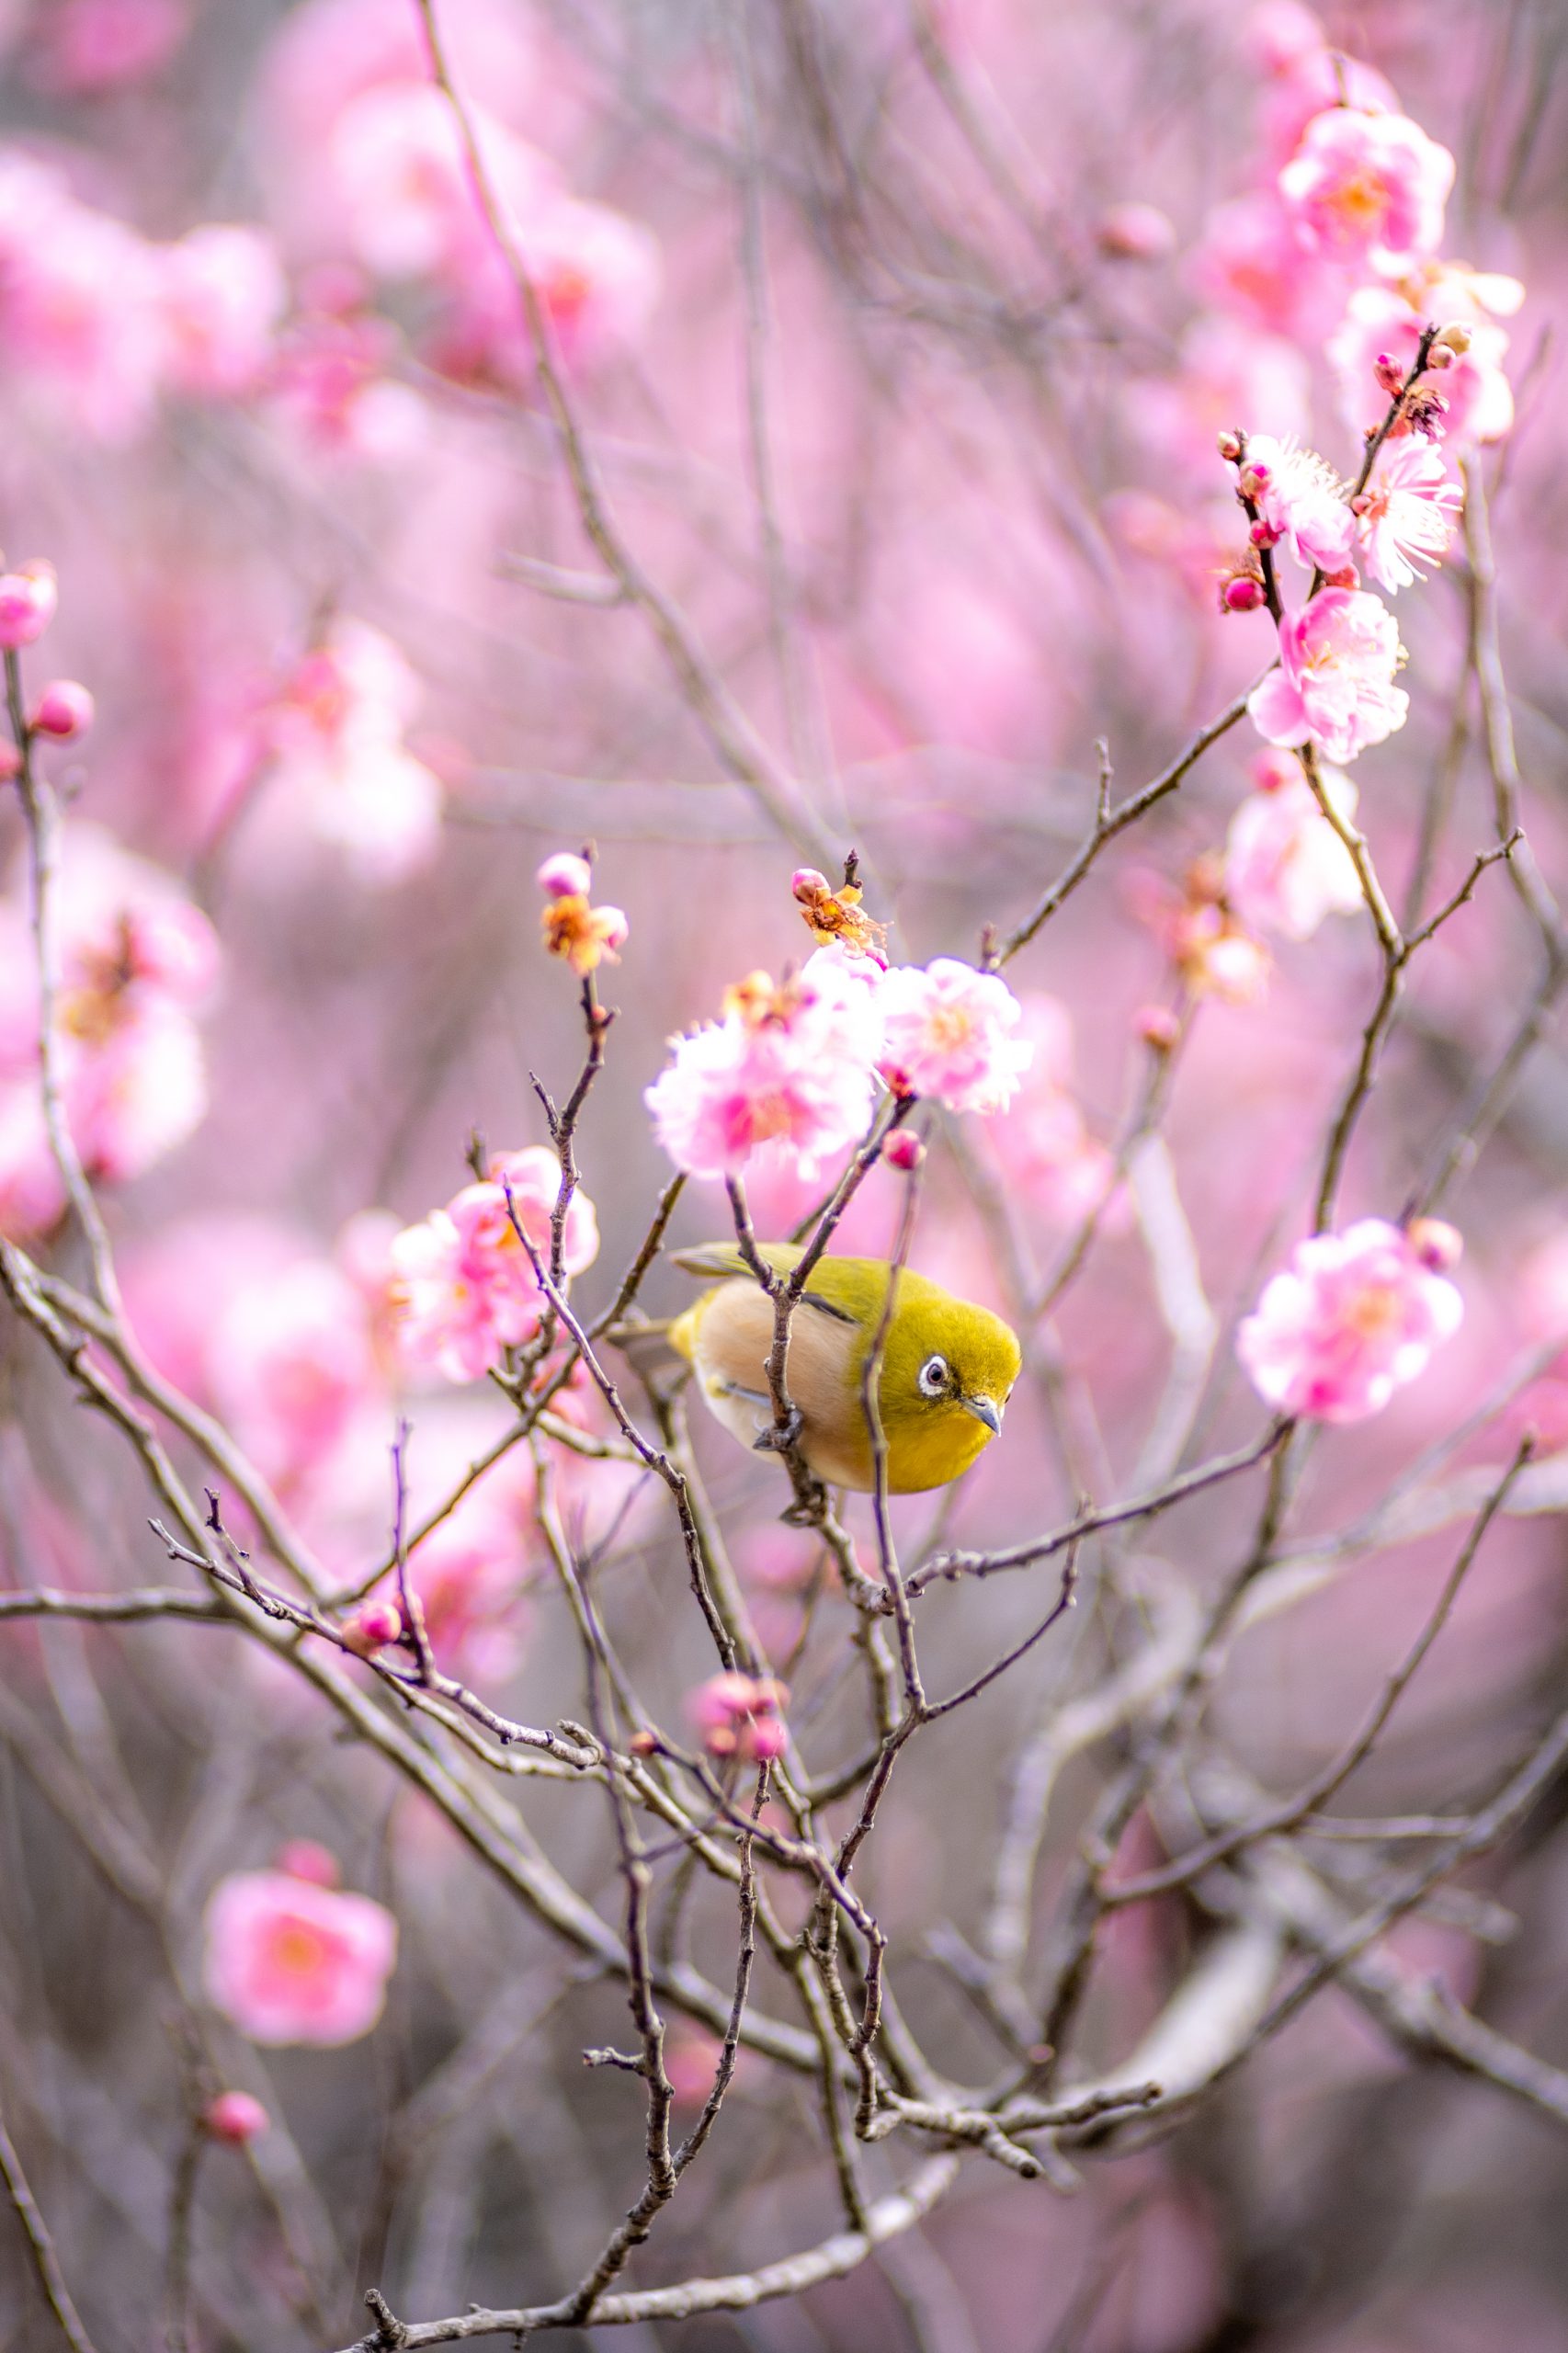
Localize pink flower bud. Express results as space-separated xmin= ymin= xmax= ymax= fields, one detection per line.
xmin=1374 ymin=354 xmax=1404 ymax=395
xmin=0 ymin=561 xmax=57 ymax=650
xmin=1222 ymin=577 xmax=1266 ymax=614
xmin=791 ymin=868 xmax=831 ymax=904
xmin=1248 ymin=519 xmax=1280 ymax=549
xmin=342 ymin=1598 xmax=403 ymax=1656
xmin=28 ymin=680 xmax=93 ymax=741
xmin=1238 ymin=462 xmax=1271 ymax=500
xmin=595 ymin=904 xmax=630 ymax=955
xmin=1406 ymin=1217 xmax=1463 ymax=1274
xmin=1134 ymin=1005 xmax=1180 ymax=1051
xmin=1096 ymin=201 xmax=1176 ymax=261
xmin=275 ymin=1839 xmax=341 ymax=1888
xmin=204 ymin=2091 xmax=268 ymax=2145
xmin=1216 ymin=428 xmax=1244 ymax=464
xmin=1427 ymin=341 xmax=1456 ymax=370
xmin=883 ymin=1129 xmax=925 ymax=1173
xmin=537 ymin=851 xmax=592 ymax=900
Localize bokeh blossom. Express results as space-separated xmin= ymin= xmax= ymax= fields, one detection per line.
xmin=1248 ymin=588 xmax=1408 ymax=765
xmin=203 ymin=1860 xmax=398 ymax=2046
xmin=1278 ymin=108 xmax=1454 ymax=271
xmin=263 ymin=617 xmax=443 ymax=882
xmin=1224 ymin=752 xmax=1362 ymax=941
xmin=390 ymin=1146 xmax=597 ymax=1383
xmin=1237 ymin=1218 xmax=1464 ymax=1422
xmin=690 ymin=1672 xmax=789 ymax=1762
xmin=0 ymin=829 xmax=219 ymax=1237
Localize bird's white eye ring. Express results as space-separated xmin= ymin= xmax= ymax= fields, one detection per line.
xmin=918 ymin=1354 xmax=950 ymax=1398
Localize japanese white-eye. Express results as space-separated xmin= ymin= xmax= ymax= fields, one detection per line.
xmin=669 ymin=1242 xmax=1020 ymax=1495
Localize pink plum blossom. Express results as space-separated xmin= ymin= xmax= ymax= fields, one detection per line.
xmin=0 ymin=561 xmax=58 ymax=649
xmin=202 ymin=1866 xmax=398 ymax=2046
xmin=265 ymin=618 xmax=443 ymax=883
xmin=1237 ymin=1218 xmax=1464 ymax=1422
xmin=1240 ymin=434 xmax=1355 ymax=574
xmin=645 ymin=955 xmax=884 ymax=1182
xmin=876 ymin=960 xmax=1031 ymax=1115
xmin=689 ymin=1672 xmax=789 ymax=1763
xmin=1224 ymin=752 xmax=1362 ymax=941
xmin=1248 ymin=588 xmax=1408 ymax=766
xmin=1278 ymin=108 xmax=1453 ymax=271
xmin=1352 ymin=438 xmax=1463 ymax=594
xmin=391 ymin=1147 xmax=597 ymax=1383
xmin=158 ymin=225 xmax=287 ymax=398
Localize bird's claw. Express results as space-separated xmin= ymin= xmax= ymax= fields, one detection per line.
xmin=753 ymin=1405 xmax=805 ymax=1456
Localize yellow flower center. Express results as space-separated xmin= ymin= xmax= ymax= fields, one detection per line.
xmin=269 ymin=1920 xmax=328 ymax=1977
xmin=1333 ymin=173 xmax=1388 ymax=233
xmin=1346 ymin=1281 xmax=1403 ymax=1340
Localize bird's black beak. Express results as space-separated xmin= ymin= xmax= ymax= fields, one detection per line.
xmin=960 ymin=1393 xmax=1002 ymax=1434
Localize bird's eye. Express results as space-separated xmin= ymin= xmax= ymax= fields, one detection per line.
xmin=917 ymin=1355 xmax=950 ymax=1398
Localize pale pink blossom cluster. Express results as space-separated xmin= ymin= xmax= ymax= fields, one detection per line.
xmin=0 ymin=827 xmax=220 ymax=1240
xmin=262 ymin=617 xmax=444 ymax=884
xmin=0 ymin=153 xmax=285 ymax=443
xmin=647 ymin=943 xmax=1029 ymax=1182
xmin=646 ymin=953 xmax=885 ymax=1184
xmin=1237 ymin=1217 xmax=1464 ymax=1423
xmin=689 ymin=1672 xmax=790 ymax=1763
xmin=203 ymin=1849 xmax=398 ymax=2046
xmin=390 ymin=1145 xmax=598 ymax=1384
xmin=262 ymin=0 xmax=659 ymax=383
xmin=1135 ymin=5 xmax=1515 ymax=626
xmin=1247 ymin=588 xmax=1409 ymax=767
xmin=1224 ymin=751 xmax=1362 ymax=942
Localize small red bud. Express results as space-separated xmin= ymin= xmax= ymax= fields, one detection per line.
xmin=275 ymin=1839 xmax=340 ymax=1887
xmin=1134 ymin=1005 xmax=1180 ymax=1051
xmin=791 ymin=868 xmax=830 ymax=904
xmin=204 ymin=2092 xmax=267 ymax=2145
xmin=1222 ymin=576 xmax=1266 ymax=613
xmin=1096 ymin=201 xmax=1176 ymax=262
xmin=28 ymin=680 xmax=93 ymax=741
xmin=342 ymin=1598 xmax=403 ymax=1656
xmin=1216 ymin=428 xmax=1244 ymax=464
xmin=1406 ymin=1217 xmax=1463 ymax=1274
xmin=536 ymin=851 xmax=592 ymax=900
xmin=883 ymin=1129 xmax=925 ymax=1173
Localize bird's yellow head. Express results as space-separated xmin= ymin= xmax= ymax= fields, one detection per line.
xmin=875 ymin=1279 xmax=1021 ymax=1492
